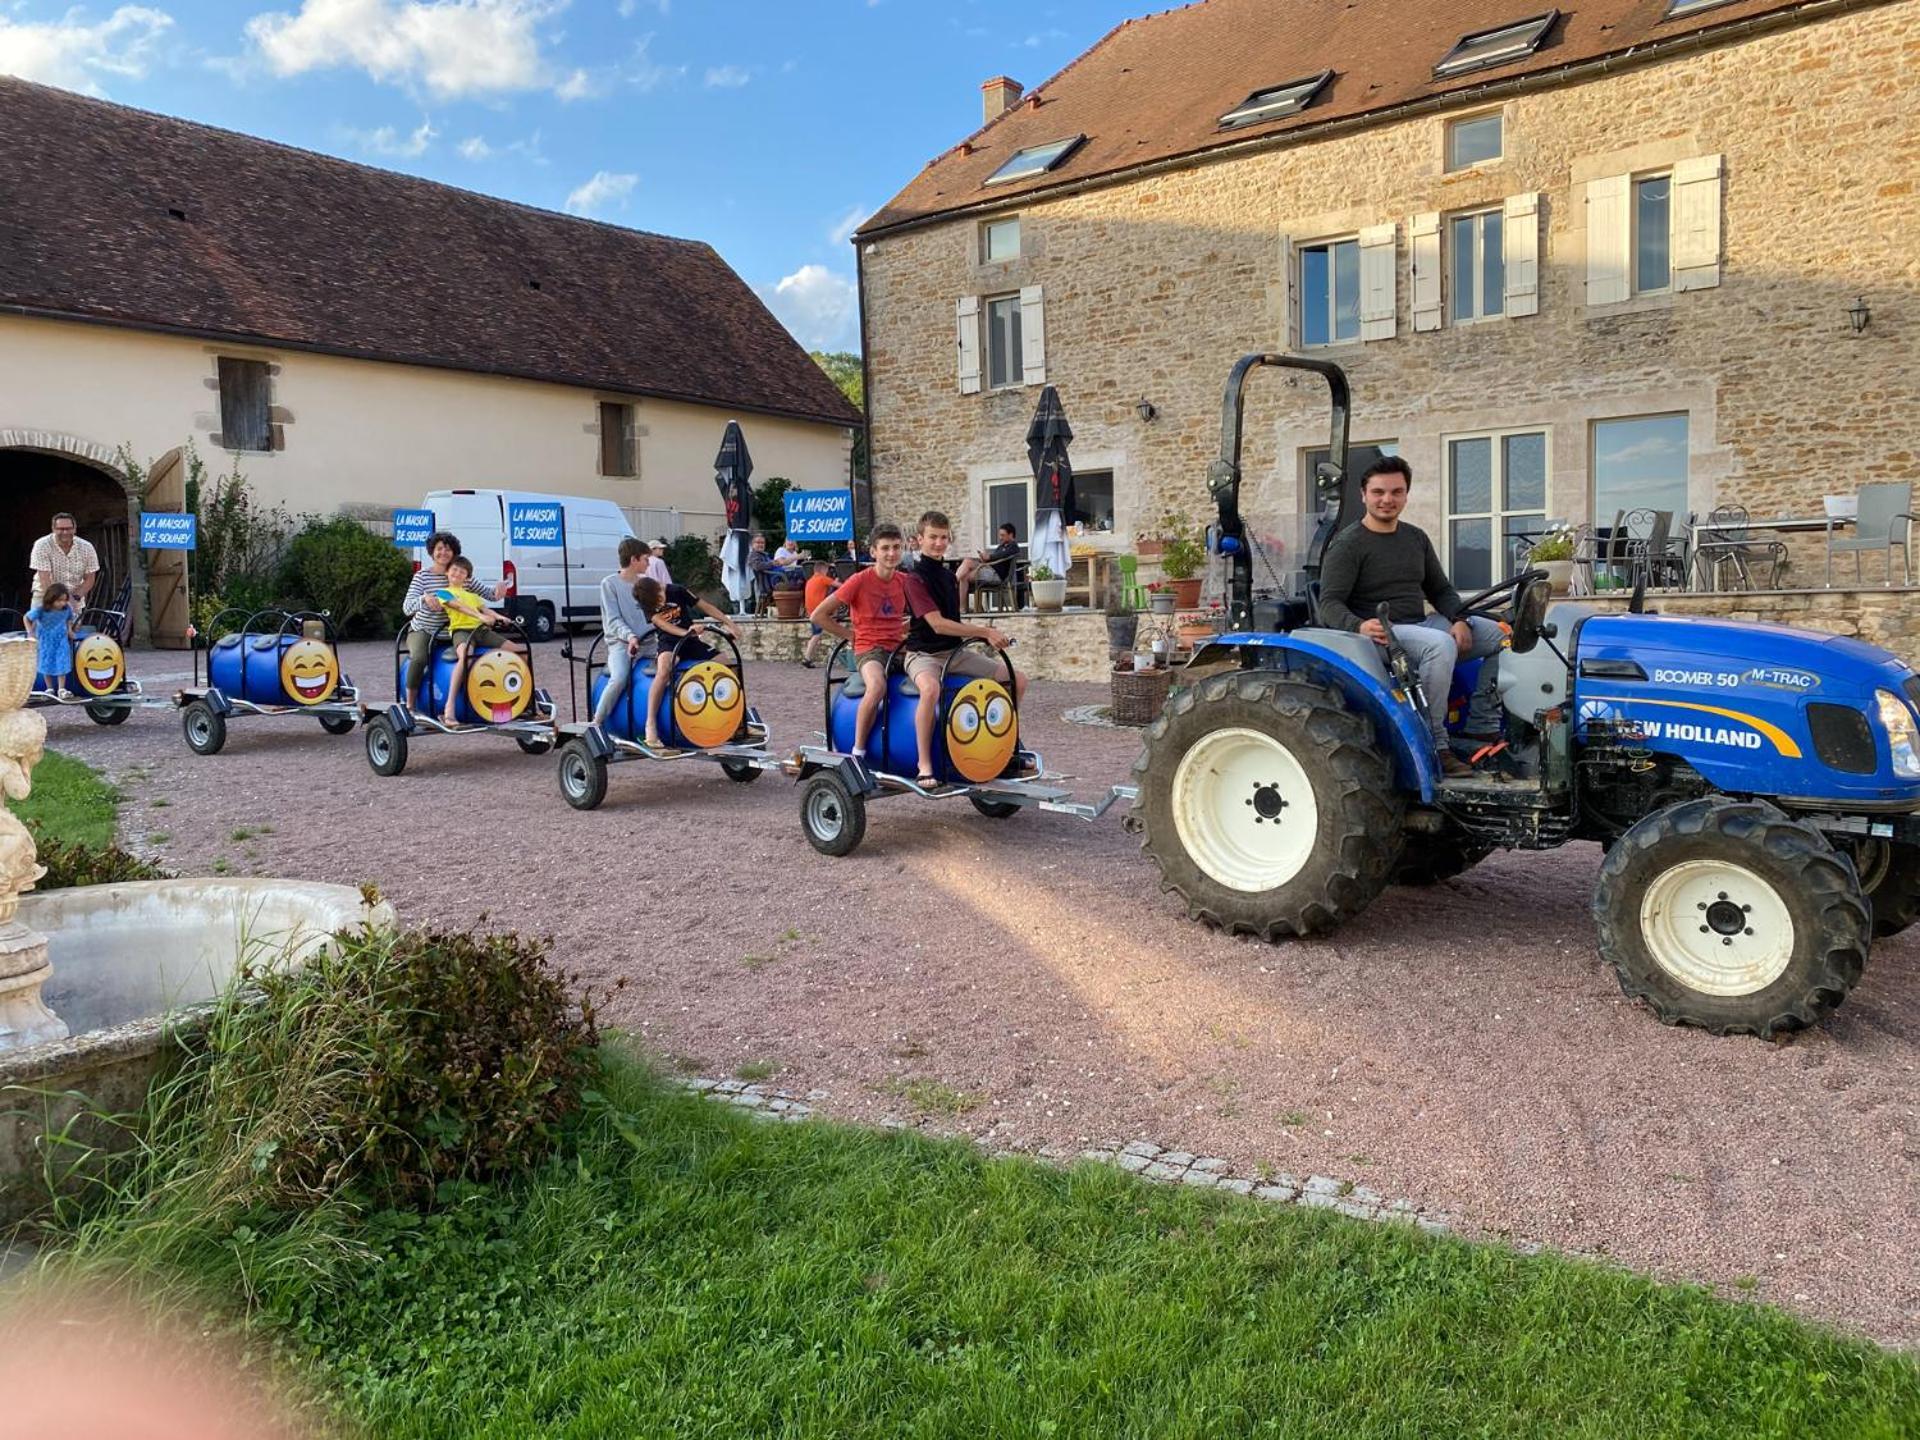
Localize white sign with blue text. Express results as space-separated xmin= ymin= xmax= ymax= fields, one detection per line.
xmin=139 ymin=512 xmax=197 ymax=550
xmin=507 ymin=503 xmax=565 ymax=548
xmin=393 ymin=509 xmax=436 ymax=548
xmin=783 ymin=488 xmax=854 ymax=542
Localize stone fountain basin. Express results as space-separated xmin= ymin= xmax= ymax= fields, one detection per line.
xmin=0 ymin=879 xmax=393 ymax=1223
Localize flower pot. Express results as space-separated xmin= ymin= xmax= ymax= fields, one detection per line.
xmin=1148 ymin=591 xmax=1176 ymax=616
xmin=1168 ymin=577 xmax=1203 ymax=609
xmin=1105 ymin=612 xmax=1139 ymax=655
xmin=1031 ymin=578 xmax=1068 ymax=611
xmin=1537 ymin=559 xmax=1574 ymax=594
xmin=772 ymin=587 xmax=806 ymax=621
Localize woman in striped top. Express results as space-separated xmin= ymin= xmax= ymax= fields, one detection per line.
xmin=402 ymin=531 xmax=497 ymax=704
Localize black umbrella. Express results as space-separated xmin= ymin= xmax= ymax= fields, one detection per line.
xmin=1025 ymin=385 xmax=1075 ymax=518
xmin=713 ymin=421 xmax=755 ymax=608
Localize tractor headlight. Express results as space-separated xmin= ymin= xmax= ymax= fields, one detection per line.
xmin=1875 ymin=690 xmax=1920 ymax=777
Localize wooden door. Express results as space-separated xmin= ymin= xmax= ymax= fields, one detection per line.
xmin=145 ymin=448 xmax=189 ymax=648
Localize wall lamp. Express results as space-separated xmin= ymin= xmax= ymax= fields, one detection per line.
xmin=1135 ymin=397 xmax=1157 ymax=423
xmin=1848 ymin=296 xmax=1871 ymax=334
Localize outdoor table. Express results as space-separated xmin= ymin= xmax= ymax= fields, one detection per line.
xmin=1065 ymin=548 xmax=1115 ymax=608
xmin=1691 ymin=514 xmax=1851 ymax=588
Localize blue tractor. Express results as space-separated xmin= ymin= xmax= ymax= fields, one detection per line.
xmin=1130 ymin=355 xmax=1920 ymax=1036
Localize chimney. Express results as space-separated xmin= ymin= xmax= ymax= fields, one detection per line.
xmin=980 ymin=76 xmax=1024 ymax=124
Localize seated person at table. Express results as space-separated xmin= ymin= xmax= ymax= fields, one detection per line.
xmin=635 ymin=576 xmax=741 ymax=749
xmin=774 ymin=537 xmax=803 ymax=570
xmin=808 ymin=523 xmax=908 ymax=762
xmin=957 ymin=521 xmax=1021 ymax=610
xmin=437 ymin=555 xmax=520 ymax=725
xmin=746 ymin=532 xmax=794 ymax=607
xmin=903 ymin=511 xmax=1027 ymax=785
xmin=801 ymin=561 xmax=838 ymax=669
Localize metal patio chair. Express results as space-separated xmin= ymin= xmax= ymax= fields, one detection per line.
xmin=1827 ymin=481 xmax=1916 ymax=586
xmin=1690 ymin=504 xmax=1787 ymax=591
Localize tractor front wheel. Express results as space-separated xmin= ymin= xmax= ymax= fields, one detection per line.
xmin=1131 ymin=672 xmax=1403 ymax=939
xmin=1594 ymin=797 xmax=1869 ymax=1037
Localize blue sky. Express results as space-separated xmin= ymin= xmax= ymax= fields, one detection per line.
xmin=0 ymin=0 xmax=1129 ymax=352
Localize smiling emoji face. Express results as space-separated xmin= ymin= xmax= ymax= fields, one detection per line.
xmin=466 ymin=649 xmax=531 ymax=724
xmin=279 ymin=638 xmax=339 ymax=705
xmin=945 ymin=678 xmax=1017 ymax=782
xmin=73 ymin=633 xmax=126 ymax=696
xmin=672 ymin=660 xmax=744 ymax=749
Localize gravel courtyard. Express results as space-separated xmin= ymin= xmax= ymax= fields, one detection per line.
xmin=49 ymin=640 xmax=1920 ymax=1347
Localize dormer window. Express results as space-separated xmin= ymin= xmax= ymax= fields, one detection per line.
xmin=1218 ymin=70 xmax=1333 ymax=129
xmin=983 ymin=135 xmax=1085 ymax=186
xmin=1434 ymin=12 xmax=1557 ymax=77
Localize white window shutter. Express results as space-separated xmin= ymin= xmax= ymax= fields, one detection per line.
xmin=1358 ymin=223 xmax=1397 ymax=341
xmin=955 ymin=295 xmax=981 ymax=395
xmin=1019 ymin=285 xmax=1046 ymax=384
xmin=1503 ymin=191 xmax=1540 ymax=317
xmin=1410 ymin=212 xmax=1442 ymax=332
xmin=1275 ymin=234 xmax=1295 ymax=349
xmin=1671 ymin=153 xmax=1723 ymax=292
xmin=1584 ymin=175 xmax=1630 ymax=306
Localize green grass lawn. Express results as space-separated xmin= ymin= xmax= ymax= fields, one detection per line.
xmin=6 ymin=748 xmax=118 ymax=849
xmin=140 ymin=1048 xmax=1907 ymax=1440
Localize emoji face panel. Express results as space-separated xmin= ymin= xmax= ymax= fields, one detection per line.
xmin=466 ymin=650 xmax=531 ymax=724
xmin=945 ymin=678 xmax=1017 ymax=782
xmin=673 ymin=660 xmax=744 ymax=749
xmin=73 ymin=634 xmax=125 ymax=696
xmin=279 ymin=638 xmax=338 ymax=705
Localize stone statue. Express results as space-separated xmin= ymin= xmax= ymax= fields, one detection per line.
xmin=0 ymin=637 xmax=64 ymax=1050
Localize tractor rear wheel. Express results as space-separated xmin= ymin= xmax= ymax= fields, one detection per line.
xmin=1842 ymin=838 xmax=1920 ymax=937
xmin=1130 ymin=672 xmax=1403 ymax=939
xmin=1393 ymin=827 xmax=1492 ymax=886
xmin=1594 ymin=797 xmax=1869 ymax=1037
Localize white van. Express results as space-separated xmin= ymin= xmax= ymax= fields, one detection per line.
xmin=418 ymin=489 xmax=634 ymax=641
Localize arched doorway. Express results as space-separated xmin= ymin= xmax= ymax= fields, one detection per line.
xmin=0 ymin=438 xmax=135 ymax=620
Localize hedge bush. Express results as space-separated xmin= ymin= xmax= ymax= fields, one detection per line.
xmin=277 ymin=517 xmax=413 ymax=637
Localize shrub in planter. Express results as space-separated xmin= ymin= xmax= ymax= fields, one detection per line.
xmin=278 ymin=517 xmax=414 ymax=637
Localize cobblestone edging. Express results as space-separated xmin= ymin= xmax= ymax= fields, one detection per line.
xmin=678 ymin=1079 xmax=1449 ymax=1235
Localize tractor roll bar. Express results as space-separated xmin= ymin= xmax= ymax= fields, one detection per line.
xmin=1208 ymin=354 xmax=1352 ymax=631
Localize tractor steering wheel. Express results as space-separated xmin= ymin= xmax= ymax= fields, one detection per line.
xmin=1456 ymin=568 xmax=1547 ymax=621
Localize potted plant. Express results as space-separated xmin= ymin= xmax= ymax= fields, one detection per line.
xmin=771 ymin=580 xmax=807 ymax=620
xmin=1029 ymin=562 xmax=1067 ymax=612
xmin=1155 ymin=509 xmax=1206 ymax=609
xmin=1527 ymin=528 xmax=1577 ymax=594
xmin=1104 ymin=593 xmax=1139 ymax=660
xmin=1146 ymin=581 xmax=1177 ymax=616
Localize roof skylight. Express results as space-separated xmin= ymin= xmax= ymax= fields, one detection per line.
xmin=1433 ymin=11 xmax=1558 ymax=77
xmin=983 ymin=135 xmax=1086 ymax=186
xmin=1663 ymin=0 xmax=1738 ymax=16
xmin=1218 ymin=70 xmax=1333 ymax=129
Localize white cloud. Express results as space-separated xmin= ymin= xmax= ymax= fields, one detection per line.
xmin=757 ymin=264 xmax=858 ymax=351
xmin=245 ymin=0 xmax=570 ymax=100
xmin=0 ymin=4 xmax=173 ymax=95
xmin=458 ymin=128 xmax=544 ymax=162
xmin=553 ymin=63 xmax=593 ymax=99
xmin=827 ymin=203 xmax=866 ymax=247
xmin=702 ymin=62 xmax=746 ymax=88
xmin=344 ymin=115 xmax=437 ymax=156
xmin=457 ymin=134 xmax=491 ymax=159
xmin=563 ymin=168 xmax=636 ymax=217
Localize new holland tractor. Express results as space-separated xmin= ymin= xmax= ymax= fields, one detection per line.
xmin=1130 ymin=354 xmax=1920 ymax=1037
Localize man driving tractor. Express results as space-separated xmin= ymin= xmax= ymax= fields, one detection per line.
xmin=1316 ymin=456 xmax=1506 ymax=779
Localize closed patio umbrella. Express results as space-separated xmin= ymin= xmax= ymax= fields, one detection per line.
xmin=1026 ymin=386 xmax=1074 ymax=587
xmin=713 ymin=420 xmax=755 ymax=612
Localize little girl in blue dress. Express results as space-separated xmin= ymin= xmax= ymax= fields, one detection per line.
xmin=26 ymin=582 xmax=79 ymax=698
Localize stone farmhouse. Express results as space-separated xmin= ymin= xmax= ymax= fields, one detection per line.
xmin=856 ymin=0 xmax=1917 ymax=595
xmin=0 ymin=78 xmax=860 ymax=634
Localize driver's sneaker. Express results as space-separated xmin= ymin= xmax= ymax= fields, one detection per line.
xmin=1439 ymin=751 xmax=1476 ymax=779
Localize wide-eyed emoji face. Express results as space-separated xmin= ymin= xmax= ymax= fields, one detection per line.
xmin=73 ymin=634 xmax=125 ymax=696
xmin=672 ymin=659 xmax=743 ymax=749
xmin=279 ymin=638 xmax=338 ymax=705
xmin=466 ymin=649 xmax=531 ymax=724
xmin=945 ymin=678 xmax=1017 ymax=782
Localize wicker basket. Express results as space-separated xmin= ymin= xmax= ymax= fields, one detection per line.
xmin=1110 ymin=664 xmax=1173 ymax=726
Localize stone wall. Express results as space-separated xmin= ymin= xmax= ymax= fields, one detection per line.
xmin=733 ymin=610 xmax=1112 ymax=682
xmin=863 ymin=2 xmax=1920 ymax=573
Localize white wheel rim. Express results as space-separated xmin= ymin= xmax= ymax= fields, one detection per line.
xmin=563 ymin=753 xmax=589 ymax=795
xmin=1170 ymin=726 xmax=1319 ymax=894
xmin=807 ymin=784 xmax=844 ymax=839
xmin=1638 ymin=858 xmax=1795 ymax=997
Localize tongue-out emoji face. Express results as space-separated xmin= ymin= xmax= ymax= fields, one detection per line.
xmin=466 ymin=649 xmax=531 ymax=724
xmin=73 ymin=633 xmax=126 ymax=696
xmin=279 ymin=638 xmax=339 ymax=705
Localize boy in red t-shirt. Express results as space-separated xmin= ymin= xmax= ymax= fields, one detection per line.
xmin=801 ymin=561 xmax=837 ymax=668
xmin=808 ymin=523 xmax=907 ymax=759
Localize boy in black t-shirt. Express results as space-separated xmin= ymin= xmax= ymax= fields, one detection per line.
xmin=635 ymin=576 xmax=740 ymax=749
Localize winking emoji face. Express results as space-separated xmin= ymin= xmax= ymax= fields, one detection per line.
xmin=945 ymin=678 xmax=1017 ymax=782
xmin=279 ymin=638 xmax=338 ymax=705
xmin=672 ymin=660 xmax=743 ymax=748
xmin=74 ymin=634 xmax=126 ymax=697
xmin=466 ymin=649 xmax=531 ymax=723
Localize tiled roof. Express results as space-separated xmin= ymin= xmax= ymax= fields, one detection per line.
xmin=862 ymin=0 xmax=1826 ymax=234
xmin=0 ymin=78 xmax=861 ymax=429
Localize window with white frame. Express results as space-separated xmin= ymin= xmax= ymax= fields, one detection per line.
xmin=981 ymin=216 xmax=1020 ymax=262
xmin=1299 ymin=237 xmax=1361 ymax=346
xmin=1449 ymin=209 xmax=1505 ymax=323
xmin=1584 ymin=155 xmax=1720 ymax=305
xmin=985 ymin=294 xmax=1023 ymax=388
xmin=1445 ymin=113 xmax=1502 ymax=171
xmin=986 ymin=477 xmax=1033 ymax=550
xmin=1633 ymin=173 xmax=1672 ymax=294
xmin=1446 ymin=429 xmax=1547 ymax=590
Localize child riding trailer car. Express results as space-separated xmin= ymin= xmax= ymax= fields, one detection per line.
xmin=2 ymin=601 xmax=163 ymax=726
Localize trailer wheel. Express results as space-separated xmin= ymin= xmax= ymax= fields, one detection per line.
xmin=1131 ymin=672 xmax=1403 ymax=939
xmin=516 ymin=733 xmax=555 ymax=755
xmin=365 ymin=715 xmax=408 ymax=777
xmin=1842 ymin=837 xmax=1920 ymax=937
xmin=318 ymin=714 xmax=357 ymax=735
xmin=969 ymin=795 xmax=1021 ymax=820
xmin=557 ymin=739 xmax=608 ymax=810
xmin=1595 ymin=797 xmax=1869 ymax=1037
xmin=1393 ymin=827 xmax=1491 ymax=886
xmin=721 ymin=758 xmax=762 ymax=784
xmin=801 ymin=771 xmax=866 ymax=857
xmin=181 ymin=701 xmax=226 ymax=756
xmin=86 ymin=702 xmax=130 ymax=726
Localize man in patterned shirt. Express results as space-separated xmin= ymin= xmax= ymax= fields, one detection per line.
xmin=28 ymin=513 xmax=98 ymax=610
